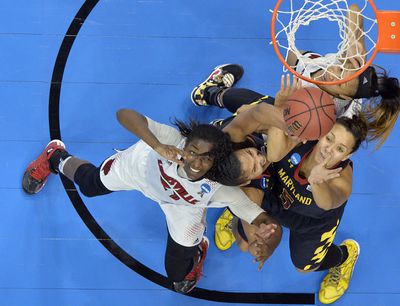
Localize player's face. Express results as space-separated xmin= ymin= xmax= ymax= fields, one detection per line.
xmin=316 ymin=62 xmax=359 ymax=99
xmin=183 ymin=139 xmax=215 ymax=180
xmin=234 ymin=148 xmax=269 ymax=183
xmin=312 ymin=123 xmax=356 ymax=168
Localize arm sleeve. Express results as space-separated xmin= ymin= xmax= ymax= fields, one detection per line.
xmin=210 ymin=186 xmax=265 ymax=224
xmin=146 ymin=117 xmax=184 ymax=147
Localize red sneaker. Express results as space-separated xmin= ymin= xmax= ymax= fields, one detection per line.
xmin=22 ymin=139 xmax=66 ymax=194
xmin=173 ymin=237 xmax=209 ymax=294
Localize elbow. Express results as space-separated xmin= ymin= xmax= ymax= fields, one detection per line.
xmin=315 ymin=197 xmax=344 ymax=210
xmin=116 ymin=108 xmax=144 ymax=127
xmin=349 ymin=4 xmax=360 ymax=12
xmin=267 ymin=151 xmax=283 ymax=163
xmin=267 ymin=154 xmax=279 ymax=163
xmin=116 ymin=108 xmax=130 ymax=123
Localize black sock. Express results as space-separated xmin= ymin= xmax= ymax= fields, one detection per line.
xmin=218 ymin=88 xmax=267 ymax=113
xmin=316 ymin=244 xmax=349 ymax=271
xmin=205 ymin=86 xmax=225 ymax=108
xmin=49 ymin=150 xmax=71 ymax=173
xmin=338 ymin=245 xmax=349 ymax=265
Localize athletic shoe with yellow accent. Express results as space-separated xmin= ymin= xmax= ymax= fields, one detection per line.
xmin=318 ymin=239 xmax=360 ymax=304
xmin=209 ymin=118 xmax=225 ymax=127
xmin=191 ymin=64 xmax=244 ymax=106
xmin=215 ymin=208 xmax=236 ymax=250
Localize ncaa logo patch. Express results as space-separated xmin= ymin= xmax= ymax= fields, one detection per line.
xmin=290 ymin=153 xmax=301 ymax=165
xmin=201 ymin=183 xmax=211 ymax=194
xmin=260 ymin=177 xmax=267 ymax=189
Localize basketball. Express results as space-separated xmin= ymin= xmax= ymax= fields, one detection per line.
xmin=283 ymin=87 xmax=336 ymax=140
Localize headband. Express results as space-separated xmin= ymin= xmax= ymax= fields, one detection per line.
xmin=353 ymin=67 xmax=379 ymax=99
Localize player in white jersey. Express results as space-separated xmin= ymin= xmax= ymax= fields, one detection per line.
xmin=290 ymin=51 xmax=362 ymax=118
xmin=192 ymin=6 xmax=399 ymax=150
xmin=284 ymin=4 xmax=399 ymax=149
xmin=22 ymin=108 xmax=280 ymax=294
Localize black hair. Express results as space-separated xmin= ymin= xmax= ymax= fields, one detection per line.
xmin=336 ymin=115 xmax=368 ymax=153
xmin=363 ymin=66 xmax=400 ymax=149
xmin=172 ymin=118 xmax=233 ymax=181
xmin=211 ymin=153 xmax=245 ymax=186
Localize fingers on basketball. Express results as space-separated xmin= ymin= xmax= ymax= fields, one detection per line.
xmin=283 ymin=87 xmax=336 ymax=140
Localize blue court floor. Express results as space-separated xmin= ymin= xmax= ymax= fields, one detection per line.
xmin=1 ymin=0 xmax=400 ymax=305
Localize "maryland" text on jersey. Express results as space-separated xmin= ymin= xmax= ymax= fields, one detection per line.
xmin=277 ymin=168 xmax=312 ymax=205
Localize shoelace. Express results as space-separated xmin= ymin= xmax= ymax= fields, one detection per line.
xmin=186 ymin=240 xmax=208 ymax=280
xmin=224 ymin=219 xmax=233 ymax=231
xmin=212 ymin=72 xmax=235 ymax=87
xmin=222 ymin=73 xmax=235 ymax=87
xmin=327 ymin=266 xmax=341 ymax=286
xmin=185 ymin=250 xmax=203 ymax=280
xmin=30 ymin=158 xmax=51 ymax=181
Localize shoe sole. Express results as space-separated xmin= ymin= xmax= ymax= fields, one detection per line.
xmin=344 ymin=239 xmax=360 ymax=281
xmin=214 ymin=209 xmax=236 ymax=250
xmin=215 ymin=236 xmax=235 ymax=251
xmin=190 ymin=64 xmax=240 ymax=107
xmin=22 ymin=139 xmax=66 ymax=195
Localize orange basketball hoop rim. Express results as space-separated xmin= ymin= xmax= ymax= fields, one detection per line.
xmin=270 ymin=0 xmax=400 ymax=86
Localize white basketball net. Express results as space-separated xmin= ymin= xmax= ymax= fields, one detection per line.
xmin=272 ymin=0 xmax=378 ymax=82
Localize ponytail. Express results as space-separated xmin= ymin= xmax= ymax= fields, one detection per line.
xmin=363 ymin=67 xmax=400 ymax=149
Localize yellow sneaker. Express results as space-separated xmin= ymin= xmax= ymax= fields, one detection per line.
xmin=318 ymin=239 xmax=360 ymax=304
xmin=215 ymin=208 xmax=236 ymax=250
xmin=191 ymin=64 xmax=244 ymax=106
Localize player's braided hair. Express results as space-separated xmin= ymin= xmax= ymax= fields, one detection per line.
xmin=173 ymin=118 xmax=234 ymax=181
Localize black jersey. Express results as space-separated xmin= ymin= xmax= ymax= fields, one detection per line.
xmin=268 ymin=141 xmax=352 ymax=219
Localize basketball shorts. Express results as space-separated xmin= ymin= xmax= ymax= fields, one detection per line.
xmin=255 ymin=190 xmax=345 ymax=270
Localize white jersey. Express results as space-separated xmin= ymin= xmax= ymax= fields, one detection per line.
xmin=295 ymin=52 xmax=362 ymax=118
xmin=99 ymin=118 xmax=264 ymax=246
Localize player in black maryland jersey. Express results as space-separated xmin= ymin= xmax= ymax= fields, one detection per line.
xmin=193 ymin=71 xmax=369 ymax=304
xmin=235 ymin=116 xmax=366 ymax=305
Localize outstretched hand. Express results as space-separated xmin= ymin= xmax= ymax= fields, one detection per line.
xmin=275 ymin=74 xmax=302 ymax=107
xmin=308 ymin=155 xmax=342 ymax=184
xmin=154 ymin=144 xmax=187 ymax=166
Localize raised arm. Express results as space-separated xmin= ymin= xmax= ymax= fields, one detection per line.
xmin=267 ymin=126 xmax=298 ymax=162
xmin=341 ymin=3 xmax=367 ymax=73
xmin=308 ymin=161 xmax=353 ymax=210
xmin=117 ymin=108 xmax=161 ymax=149
xmin=223 ymin=74 xmax=306 ymax=145
xmin=267 ymin=75 xmax=303 ymax=162
xmin=223 ymin=103 xmax=286 ymax=143
xmin=116 ymin=108 xmax=185 ymax=164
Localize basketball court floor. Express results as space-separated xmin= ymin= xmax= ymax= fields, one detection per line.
xmin=2 ymin=0 xmax=400 ymax=305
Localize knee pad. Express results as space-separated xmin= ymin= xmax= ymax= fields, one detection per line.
xmin=74 ymin=164 xmax=111 ymax=197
